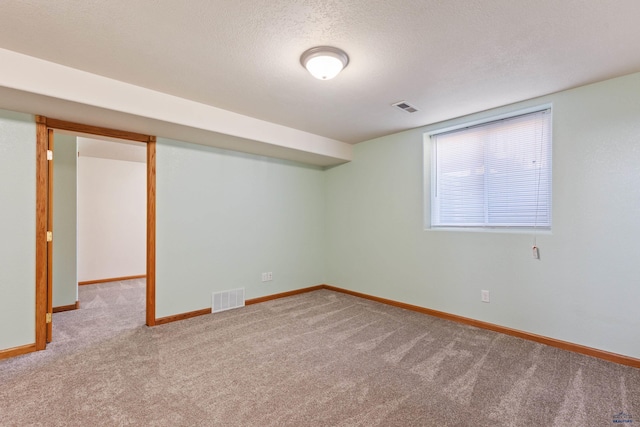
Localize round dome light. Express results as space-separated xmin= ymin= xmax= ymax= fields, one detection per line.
xmin=300 ymin=46 xmax=349 ymax=80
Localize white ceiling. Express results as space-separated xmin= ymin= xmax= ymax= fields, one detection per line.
xmin=77 ymin=137 xmax=147 ymax=163
xmin=1 ymin=0 xmax=640 ymax=145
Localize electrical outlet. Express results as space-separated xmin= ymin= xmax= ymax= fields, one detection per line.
xmin=266 ymin=272 xmax=273 ymax=281
xmin=261 ymin=272 xmax=273 ymax=282
xmin=481 ymin=290 xmax=490 ymax=303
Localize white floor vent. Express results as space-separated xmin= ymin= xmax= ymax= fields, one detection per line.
xmin=212 ymin=288 xmax=245 ymax=313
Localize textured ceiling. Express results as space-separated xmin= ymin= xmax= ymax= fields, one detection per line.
xmin=1 ymin=0 xmax=640 ymax=144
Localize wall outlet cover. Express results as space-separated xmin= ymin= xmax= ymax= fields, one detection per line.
xmin=481 ymin=290 xmax=490 ymax=303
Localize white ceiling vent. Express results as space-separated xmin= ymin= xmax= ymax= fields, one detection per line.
xmin=392 ymin=101 xmax=419 ymax=113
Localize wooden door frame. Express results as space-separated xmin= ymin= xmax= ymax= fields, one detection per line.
xmin=35 ymin=116 xmax=157 ymax=350
xmin=46 ymin=129 xmax=54 ymax=343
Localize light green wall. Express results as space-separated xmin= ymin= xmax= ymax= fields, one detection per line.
xmin=0 ymin=109 xmax=35 ymax=349
xmin=155 ymin=138 xmax=326 ymax=318
xmin=53 ymin=133 xmax=77 ymax=308
xmin=2 ymin=74 xmax=639 ymax=360
xmin=325 ymin=72 xmax=640 ymax=358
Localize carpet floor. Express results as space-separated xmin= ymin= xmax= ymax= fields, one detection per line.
xmin=1 ymin=279 xmax=638 ymax=426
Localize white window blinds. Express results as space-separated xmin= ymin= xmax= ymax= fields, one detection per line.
xmin=431 ymin=108 xmax=552 ymax=228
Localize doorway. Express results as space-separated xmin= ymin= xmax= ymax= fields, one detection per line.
xmin=35 ymin=116 xmax=157 ymax=350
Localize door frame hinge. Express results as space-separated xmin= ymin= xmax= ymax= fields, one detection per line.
xmin=46 ymin=313 xmax=52 ymax=323
xmin=46 ymin=231 xmax=53 ymax=242
xmin=47 ymin=150 xmax=53 ymax=160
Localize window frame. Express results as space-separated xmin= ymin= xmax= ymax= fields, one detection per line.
xmin=424 ymin=104 xmax=553 ymax=232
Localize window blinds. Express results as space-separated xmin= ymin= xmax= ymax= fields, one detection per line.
xmin=431 ymin=109 xmax=552 ymax=228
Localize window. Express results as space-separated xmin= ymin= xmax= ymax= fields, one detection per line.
xmin=429 ymin=107 xmax=552 ymax=229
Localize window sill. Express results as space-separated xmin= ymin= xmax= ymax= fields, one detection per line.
xmin=426 ymin=226 xmax=552 ymax=235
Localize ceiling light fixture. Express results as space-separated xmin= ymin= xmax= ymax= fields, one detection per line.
xmin=300 ymin=46 xmax=349 ymax=80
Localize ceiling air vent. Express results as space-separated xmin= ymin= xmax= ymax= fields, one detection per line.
xmin=392 ymin=101 xmax=419 ymax=113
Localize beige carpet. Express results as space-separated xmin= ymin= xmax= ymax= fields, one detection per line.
xmin=1 ymin=279 xmax=638 ymax=426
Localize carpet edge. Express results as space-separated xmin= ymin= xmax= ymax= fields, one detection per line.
xmin=323 ymin=284 xmax=640 ymax=368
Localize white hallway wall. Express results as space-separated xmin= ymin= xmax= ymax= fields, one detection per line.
xmin=325 ymin=72 xmax=640 ymax=359
xmin=77 ymin=154 xmax=146 ymax=282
